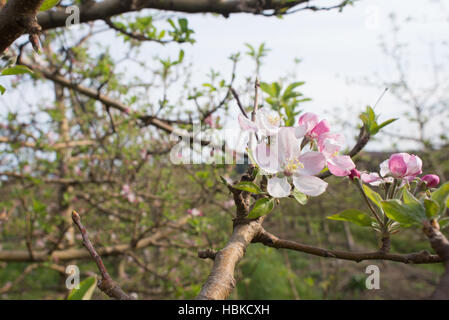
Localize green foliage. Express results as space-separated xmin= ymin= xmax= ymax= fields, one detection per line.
xmin=424 ymin=199 xmax=440 ymax=219
xmin=381 ymin=199 xmax=423 ymax=227
xmin=248 ymin=198 xmax=275 ymax=219
xmin=430 ymin=182 xmax=449 ymax=217
xmin=327 ymin=209 xmax=372 ymax=227
xmin=359 ymin=105 xmax=397 ymax=136
xmin=292 ymin=188 xmax=307 ymax=205
xmin=362 ymin=185 xmax=383 ymax=210
xmin=67 ymin=277 xmax=97 ymax=300
xmin=260 ymin=81 xmax=309 ymax=126
xmin=237 ymin=246 xmax=320 ymax=299
xmin=245 ymin=43 xmax=270 ymax=74
xmin=233 ymin=181 xmax=263 ymax=194
xmin=168 ymin=18 xmax=195 ymax=43
xmin=39 ymin=0 xmax=60 ymax=11
xmin=1 ymin=65 xmax=33 ymax=76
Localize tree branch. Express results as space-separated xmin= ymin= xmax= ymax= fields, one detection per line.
xmin=36 ymin=0 xmax=326 ymax=31
xmin=423 ymin=220 xmax=449 ymax=299
xmin=71 ymin=210 xmax=133 ymax=300
xmin=254 ymin=228 xmax=442 ymax=264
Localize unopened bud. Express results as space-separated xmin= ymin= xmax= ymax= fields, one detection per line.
xmin=349 ymin=169 xmax=361 ymax=181
xmin=422 ymin=174 xmax=440 ymax=188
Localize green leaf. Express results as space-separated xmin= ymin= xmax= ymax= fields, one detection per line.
xmin=233 ymin=181 xmax=263 ymax=194
xmin=1 ymin=65 xmax=33 ymax=76
xmin=292 ymin=188 xmax=307 ymax=205
xmin=362 ymin=185 xmax=383 ymax=209
xmin=381 ymin=200 xmax=421 ymax=226
xmin=327 ymin=209 xmax=372 ymax=227
xmin=431 ymin=182 xmax=449 ymax=217
xmin=424 ymin=199 xmax=440 ymax=219
xmin=178 ymin=18 xmax=188 ymax=32
xmin=0 ymin=85 xmax=5 ymax=95
xmin=67 ymin=276 xmax=97 ymax=300
xmin=259 ymin=82 xmax=275 ymax=97
xmin=402 ymin=188 xmax=426 ymax=220
xmin=374 ymin=118 xmax=398 ymax=132
xmin=39 ymin=0 xmax=60 ymax=11
xmin=439 ymin=217 xmax=449 ymax=230
xmin=247 ymin=198 xmax=275 ymax=219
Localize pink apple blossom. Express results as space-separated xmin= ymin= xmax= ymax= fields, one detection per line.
xmin=254 ymin=127 xmax=328 ymax=198
xmin=360 ymin=172 xmax=389 ymax=186
xmin=187 ymin=208 xmax=203 ymax=217
xmin=380 ymin=153 xmax=422 ymax=181
xmin=204 ymin=115 xmax=216 ymax=128
xmin=23 ymin=165 xmax=31 ymax=174
xmin=422 ymin=174 xmax=440 ymax=188
xmin=238 ymin=108 xmax=283 ymax=136
xmin=318 ymin=133 xmax=355 ymax=177
xmin=361 ymin=153 xmax=422 ymax=186
xmin=298 ymin=112 xmax=330 ymax=140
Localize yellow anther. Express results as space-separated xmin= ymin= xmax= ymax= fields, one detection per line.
xmin=268 ymin=115 xmax=280 ymax=126
xmin=284 ymin=158 xmax=304 ymax=175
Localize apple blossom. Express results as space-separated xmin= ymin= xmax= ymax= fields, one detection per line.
xmin=254 ymin=127 xmax=328 ymax=198
xmin=298 ymin=112 xmax=330 ymax=140
xmin=238 ymin=108 xmax=282 ymax=136
xmin=318 ymin=133 xmax=355 ymax=177
xmin=188 ymin=208 xmax=203 ymax=217
xmin=361 ymin=153 xmax=423 ymax=186
xmin=204 ymin=115 xmax=217 ymax=128
xmin=380 ymin=153 xmax=422 ymax=181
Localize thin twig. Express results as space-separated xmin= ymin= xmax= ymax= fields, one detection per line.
xmin=71 ymin=210 xmax=134 ymax=300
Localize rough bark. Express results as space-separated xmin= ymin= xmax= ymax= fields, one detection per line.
xmin=196 ymin=219 xmax=263 ymax=300
xmin=0 ymin=0 xmax=44 ymax=53
xmin=423 ymin=221 xmax=449 ymax=299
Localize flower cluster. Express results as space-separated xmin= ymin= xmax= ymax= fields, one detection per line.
xmin=357 ymin=152 xmax=439 ymax=188
xmin=239 ymin=110 xmax=355 ymax=198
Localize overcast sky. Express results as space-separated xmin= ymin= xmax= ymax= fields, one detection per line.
xmin=1 ymin=0 xmax=448 ymax=151
xmin=174 ymin=0 xmax=449 ymax=150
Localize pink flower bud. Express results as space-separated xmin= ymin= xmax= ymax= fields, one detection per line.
xmin=349 ymin=169 xmax=361 ymax=181
xmin=422 ymin=174 xmax=440 ymax=188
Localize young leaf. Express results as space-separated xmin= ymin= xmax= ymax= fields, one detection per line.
xmin=402 ymin=188 xmax=426 ymax=220
xmin=362 ymin=185 xmax=383 ymax=209
xmin=424 ymin=199 xmax=440 ymax=219
xmin=247 ymin=198 xmax=275 ymax=219
xmin=381 ymin=200 xmax=420 ymax=226
xmin=431 ymin=182 xmax=449 ymax=217
xmin=233 ymin=181 xmax=263 ymax=194
xmin=327 ymin=209 xmax=372 ymax=227
xmin=40 ymin=0 xmax=60 ymax=11
xmin=259 ymin=82 xmax=275 ymax=97
xmin=373 ymin=118 xmax=398 ymax=133
xmin=439 ymin=217 xmax=449 ymax=230
xmin=67 ymin=276 xmax=97 ymax=300
xmin=292 ymin=188 xmax=307 ymax=205
xmin=1 ymin=65 xmax=33 ymax=76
